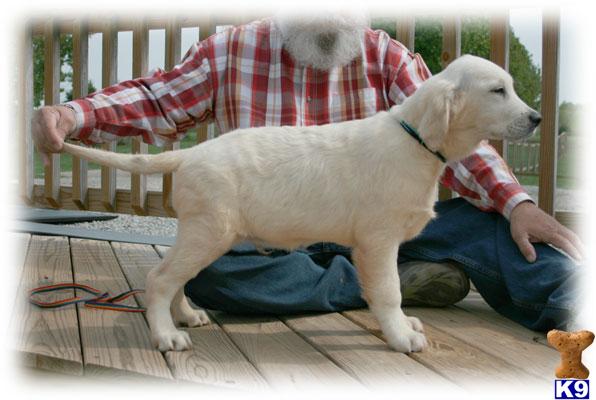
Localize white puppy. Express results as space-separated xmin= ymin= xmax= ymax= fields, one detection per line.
xmin=62 ymin=55 xmax=541 ymax=353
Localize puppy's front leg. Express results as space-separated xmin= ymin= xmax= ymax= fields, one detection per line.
xmin=353 ymin=245 xmax=427 ymax=353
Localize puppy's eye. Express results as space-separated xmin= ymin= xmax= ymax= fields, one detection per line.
xmin=491 ymin=87 xmax=506 ymax=96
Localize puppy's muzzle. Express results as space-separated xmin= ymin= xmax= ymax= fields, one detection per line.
xmin=528 ymin=111 xmax=542 ymax=129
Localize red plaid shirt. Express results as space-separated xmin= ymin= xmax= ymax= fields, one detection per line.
xmin=66 ymin=18 xmax=531 ymax=218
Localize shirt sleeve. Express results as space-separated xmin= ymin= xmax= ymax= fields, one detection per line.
xmin=64 ymin=37 xmax=216 ymax=146
xmin=382 ymin=34 xmax=533 ymax=219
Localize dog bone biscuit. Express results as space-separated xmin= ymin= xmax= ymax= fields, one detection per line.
xmin=547 ymin=329 xmax=594 ymax=379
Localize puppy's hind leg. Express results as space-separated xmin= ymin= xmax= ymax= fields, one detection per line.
xmin=171 ymin=287 xmax=210 ymax=327
xmin=353 ymin=244 xmax=427 ymax=353
xmin=146 ymin=216 xmax=235 ymax=352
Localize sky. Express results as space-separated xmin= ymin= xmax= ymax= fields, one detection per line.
xmin=81 ymin=8 xmax=582 ymax=104
xmin=508 ymin=7 xmax=583 ymax=104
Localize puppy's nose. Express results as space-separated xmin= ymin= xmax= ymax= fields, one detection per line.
xmin=529 ymin=111 xmax=542 ymax=126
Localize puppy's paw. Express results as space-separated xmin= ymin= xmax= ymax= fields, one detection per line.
xmin=386 ymin=328 xmax=427 ymax=353
xmin=407 ymin=316 xmax=424 ymax=333
xmin=175 ymin=309 xmax=211 ymax=328
xmin=152 ymin=329 xmax=192 ymax=352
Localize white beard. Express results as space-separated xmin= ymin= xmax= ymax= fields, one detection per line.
xmin=274 ymin=12 xmax=369 ymax=71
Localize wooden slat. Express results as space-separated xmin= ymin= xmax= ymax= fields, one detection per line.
xmin=538 ymin=11 xmax=560 ymax=216
xmin=282 ymin=313 xmax=454 ymax=387
xmin=30 ymin=16 xmax=222 ymax=36
xmin=116 ymin=243 xmax=268 ymax=388
xmin=440 ymin=16 xmax=461 ymax=68
xmin=455 ymin=291 xmax=550 ymax=346
xmin=101 ymin=21 xmax=118 ymax=211
xmin=69 ymin=238 xmax=172 ymax=379
xmin=131 ymin=20 xmax=150 ymax=215
xmin=396 ymin=15 xmax=415 ymax=51
xmin=406 ymin=306 xmax=556 ymax=379
xmin=168 ymin=322 xmax=270 ymax=388
xmin=71 ymin=20 xmax=90 ymax=209
xmin=10 ymin=233 xmax=31 ymax=315
xmin=555 ymin=210 xmax=582 ymax=234
xmin=211 ymin=312 xmax=361 ymax=389
xmin=32 ymin=185 xmax=172 ymax=216
xmin=162 ymin=18 xmax=182 ymax=217
xmin=489 ymin=12 xmax=510 ymax=157
xmin=9 ymin=233 xmax=32 ymax=322
xmin=196 ymin=18 xmax=214 ymax=144
xmin=438 ymin=16 xmax=461 ymax=201
xmin=10 ymin=232 xmax=31 ymax=283
xmin=11 ymin=236 xmax=83 ymax=375
xmin=343 ymin=309 xmax=545 ymax=387
xmin=43 ymin=21 xmax=61 ymax=208
xmin=20 ymin=26 xmax=34 ymax=202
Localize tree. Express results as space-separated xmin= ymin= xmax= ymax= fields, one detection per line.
xmin=32 ymin=34 xmax=97 ymax=107
xmin=371 ymin=16 xmax=542 ymax=111
xmin=559 ymin=101 xmax=582 ymax=135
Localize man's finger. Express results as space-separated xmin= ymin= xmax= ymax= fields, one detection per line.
xmin=41 ymin=152 xmax=50 ymax=167
xmin=550 ymin=233 xmax=582 ymax=263
xmin=39 ymin=107 xmax=64 ymax=152
xmin=514 ymin=233 xmax=536 ymax=263
xmin=560 ymin=227 xmax=585 ymax=260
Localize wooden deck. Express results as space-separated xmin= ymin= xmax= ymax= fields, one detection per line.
xmin=11 ymin=233 xmax=559 ymax=390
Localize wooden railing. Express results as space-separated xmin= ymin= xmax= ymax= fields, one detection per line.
xmin=508 ymin=132 xmax=568 ymax=176
xmin=18 ymin=11 xmax=573 ymax=226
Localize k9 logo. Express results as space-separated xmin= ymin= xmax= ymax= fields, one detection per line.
xmin=555 ymin=380 xmax=590 ymax=399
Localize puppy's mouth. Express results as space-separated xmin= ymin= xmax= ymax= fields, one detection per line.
xmin=504 ymin=129 xmax=536 ymax=142
xmin=504 ymin=122 xmax=539 ymax=142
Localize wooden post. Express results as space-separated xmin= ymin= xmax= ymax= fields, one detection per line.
xmin=196 ymin=18 xmax=213 ymax=144
xmin=439 ymin=16 xmax=461 ymax=201
xmin=162 ymin=18 xmax=182 ymax=217
xmin=19 ymin=25 xmax=34 ymax=203
xmin=101 ymin=21 xmax=118 ymax=212
xmin=44 ymin=21 xmax=61 ymax=208
xmin=396 ymin=15 xmax=415 ymax=51
xmin=71 ymin=20 xmax=89 ymax=209
xmin=489 ymin=12 xmax=510 ymax=158
xmin=538 ymin=11 xmax=560 ymax=216
xmin=131 ymin=20 xmax=149 ymax=215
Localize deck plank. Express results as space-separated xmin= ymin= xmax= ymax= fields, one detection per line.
xmin=455 ymin=292 xmax=550 ymax=346
xmin=69 ymin=238 xmax=172 ymax=379
xmin=282 ymin=312 xmax=455 ymax=387
xmin=113 ymin=242 xmax=268 ymax=389
xmin=343 ymin=308 xmax=545 ymax=388
xmin=10 ymin=232 xmax=31 ymax=304
xmin=406 ymin=305 xmax=557 ymax=379
xmin=211 ymin=312 xmax=362 ymax=389
xmin=12 ymin=235 xmax=83 ymax=375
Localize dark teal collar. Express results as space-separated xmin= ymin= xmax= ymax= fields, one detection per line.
xmin=399 ymin=120 xmax=447 ymax=163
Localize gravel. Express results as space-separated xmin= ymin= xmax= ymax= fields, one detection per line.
xmin=71 ymin=213 xmax=179 ymax=237
xmin=65 ymin=183 xmax=584 ymax=237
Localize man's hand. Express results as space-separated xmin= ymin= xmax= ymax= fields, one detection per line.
xmin=32 ymin=105 xmax=76 ymax=166
xmin=510 ymin=201 xmax=584 ymax=263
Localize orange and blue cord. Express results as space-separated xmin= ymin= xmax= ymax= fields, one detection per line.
xmin=29 ymin=283 xmax=146 ymax=313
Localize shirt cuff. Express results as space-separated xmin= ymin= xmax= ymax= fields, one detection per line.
xmin=61 ymin=99 xmax=96 ymax=142
xmin=498 ymin=185 xmax=535 ymax=220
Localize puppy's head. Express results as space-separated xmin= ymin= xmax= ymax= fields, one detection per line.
xmin=399 ymin=55 xmax=541 ymax=161
xmin=443 ymin=55 xmax=541 ymax=141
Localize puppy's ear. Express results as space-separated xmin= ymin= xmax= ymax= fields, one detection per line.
xmin=416 ymin=78 xmax=456 ymax=151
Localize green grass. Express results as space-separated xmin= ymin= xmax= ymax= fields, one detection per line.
xmin=509 ymin=134 xmax=582 ymax=190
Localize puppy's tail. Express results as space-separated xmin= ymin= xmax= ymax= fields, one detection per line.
xmin=61 ymin=142 xmax=185 ymax=174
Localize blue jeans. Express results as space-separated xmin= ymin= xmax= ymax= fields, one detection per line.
xmin=184 ymin=198 xmax=581 ymax=332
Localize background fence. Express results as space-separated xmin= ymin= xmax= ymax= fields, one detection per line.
xmin=18 ymin=11 xmax=577 ymax=228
